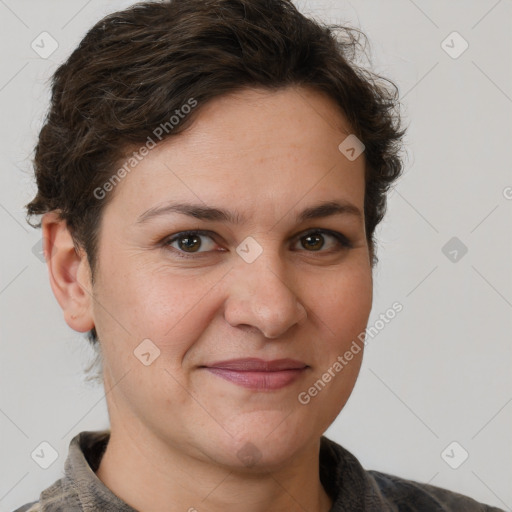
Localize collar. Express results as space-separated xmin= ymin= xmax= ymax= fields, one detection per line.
xmin=37 ymin=430 xmax=390 ymax=511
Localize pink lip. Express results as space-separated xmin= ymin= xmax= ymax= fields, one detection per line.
xmin=206 ymin=358 xmax=307 ymax=371
xmin=201 ymin=358 xmax=309 ymax=390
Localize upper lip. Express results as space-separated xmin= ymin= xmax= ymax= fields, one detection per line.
xmin=203 ymin=358 xmax=308 ymax=371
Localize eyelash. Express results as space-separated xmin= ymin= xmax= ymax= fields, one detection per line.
xmin=162 ymin=229 xmax=353 ymax=259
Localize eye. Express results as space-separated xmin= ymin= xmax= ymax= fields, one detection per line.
xmin=164 ymin=230 xmax=218 ymax=257
xmin=293 ymin=229 xmax=352 ymax=253
xmin=162 ymin=228 xmax=352 ymax=259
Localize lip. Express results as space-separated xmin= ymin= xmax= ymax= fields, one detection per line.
xmin=201 ymin=358 xmax=309 ymax=391
xmin=205 ymin=358 xmax=308 ymax=371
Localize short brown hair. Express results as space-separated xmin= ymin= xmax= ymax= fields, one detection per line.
xmin=25 ymin=0 xmax=406 ymax=350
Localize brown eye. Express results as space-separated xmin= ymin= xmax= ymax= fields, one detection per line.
xmin=301 ymin=233 xmax=325 ymax=251
xmin=295 ymin=229 xmax=352 ymax=253
xmin=177 ymin=234 xmax=202 ymax=252
xmin=162 ymin=228 xmax=352 ymax=260
xmin=164 ymin=230 xmax=218 ymax=257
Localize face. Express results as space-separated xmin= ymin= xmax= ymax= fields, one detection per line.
xmin=83 ymin=86 xmax=373 ymax=470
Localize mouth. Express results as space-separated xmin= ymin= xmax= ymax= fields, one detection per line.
xmin=200 ymin=358 xmax=309 ymax=391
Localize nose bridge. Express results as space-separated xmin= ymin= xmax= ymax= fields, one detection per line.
xmin=224 ymin=240 xmax=307 ymax=339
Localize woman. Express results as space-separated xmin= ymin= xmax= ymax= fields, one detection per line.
xmin=15 ymin=0 xmax=503 ymax=510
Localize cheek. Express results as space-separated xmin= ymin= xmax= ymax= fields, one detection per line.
xmin=295 ymin=264 xmax=371 ymax=428
xmin=312 ymin=260 xmax=373 ymax=341
xmin=303 ymin=258 xmax=372 ymax=404
xmin=93 ymin=262 xmax=224 ymax=363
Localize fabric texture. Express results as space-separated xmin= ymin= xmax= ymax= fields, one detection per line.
xmin=13 ymin=430 xmax=504 ymax=511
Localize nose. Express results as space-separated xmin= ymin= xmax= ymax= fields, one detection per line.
xmin=223 ymin=254 xmax=308 ymax=339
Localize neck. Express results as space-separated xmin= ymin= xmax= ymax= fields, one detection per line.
xmin=95 ymin=423 xmax=333 ymax=512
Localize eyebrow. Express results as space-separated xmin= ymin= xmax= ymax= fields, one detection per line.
xmin=136 ymin=199 xmax=363 ymax=225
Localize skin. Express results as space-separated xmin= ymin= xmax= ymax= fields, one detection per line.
xmin=43 ymin=85 xmax=373 ymax=512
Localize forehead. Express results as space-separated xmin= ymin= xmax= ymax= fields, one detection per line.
xmin=102 ymin=86 xmax=365 ymax=224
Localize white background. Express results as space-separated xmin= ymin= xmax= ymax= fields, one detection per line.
xmin=0 ymin=0 xmax=511 ymax=510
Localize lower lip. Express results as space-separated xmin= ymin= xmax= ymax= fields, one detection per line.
xmin=204 ymin=368 xmax=307 ymax=390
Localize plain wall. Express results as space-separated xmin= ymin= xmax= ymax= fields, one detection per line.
xmin=0 ymin=1 xmax=510 ymax=511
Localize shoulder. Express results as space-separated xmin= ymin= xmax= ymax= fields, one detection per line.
xmin=319 ymin=436 xmax=504 ymax=511
xmin=11 ymin=501 xmax=40 ymax=512
xmin=368 ymin=469 xmax=505 ymax=511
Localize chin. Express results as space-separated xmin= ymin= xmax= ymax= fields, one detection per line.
xmin=204 ymin=416 xmax=315 ymax=472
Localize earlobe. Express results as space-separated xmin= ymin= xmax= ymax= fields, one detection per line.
xmin=41 ymin=212 xmax=95 ymax=333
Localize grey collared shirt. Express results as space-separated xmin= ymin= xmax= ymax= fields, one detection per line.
xmin=13 ymin=430 xmax=504 ymax=511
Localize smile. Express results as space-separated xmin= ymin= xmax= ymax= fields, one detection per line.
xmin=201 ymin=358 xmax=309 ymax=391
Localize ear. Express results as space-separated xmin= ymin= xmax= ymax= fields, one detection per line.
xmin=41 ymin=212 xmax=95 ymax=333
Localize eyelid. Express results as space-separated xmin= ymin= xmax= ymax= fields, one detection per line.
xmin=297 ymin=228 xmax=352 ymax=246
xmin=162 ymin=229 xmax=218 ymax=254
xmin=162 ymin=228 xmax=353 ymax=258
